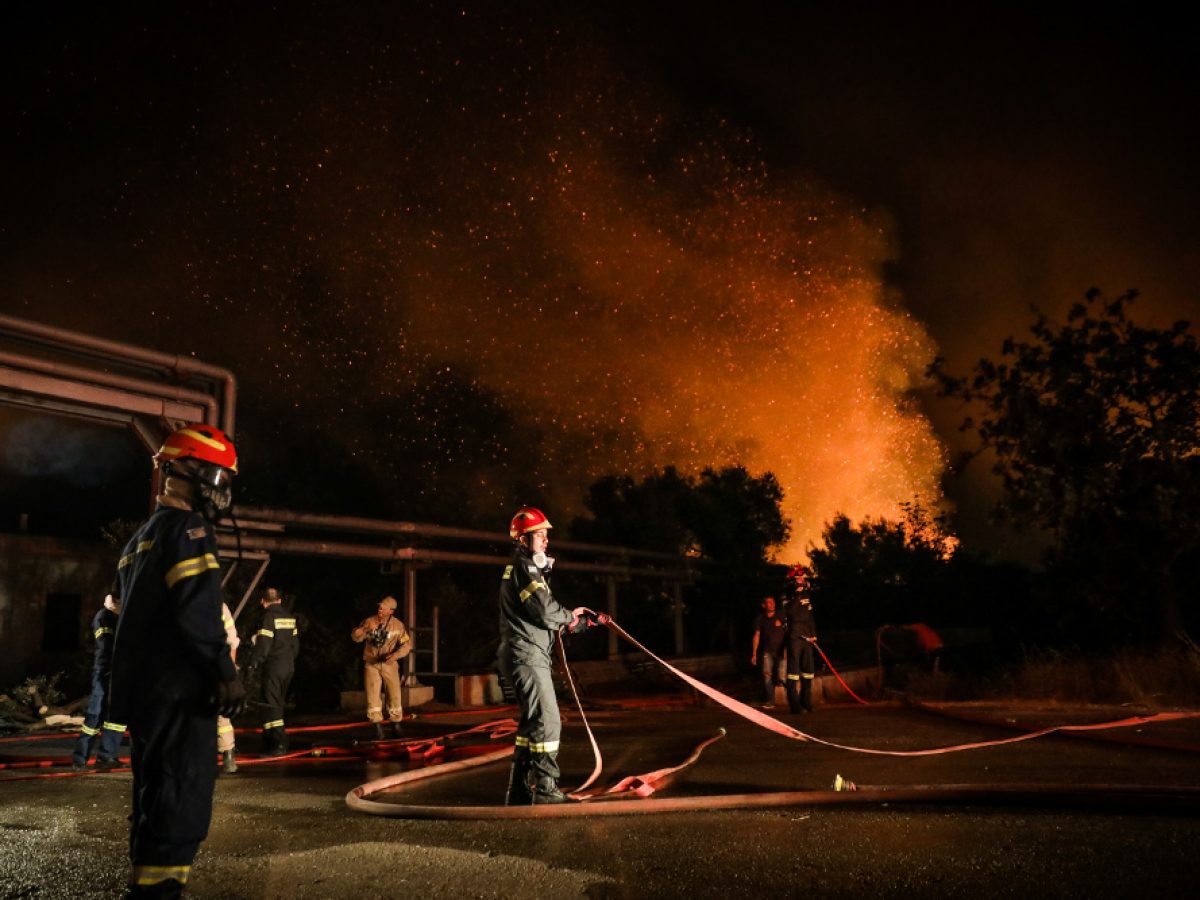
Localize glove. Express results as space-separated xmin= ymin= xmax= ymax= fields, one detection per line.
xmin=215 ymin=676 xmax=246 ymax=718
xmin=568 ymin=607 xmax=589 ymax=634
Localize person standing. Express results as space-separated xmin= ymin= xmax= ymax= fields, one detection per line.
xmin=244 ymin=587 xmax=299 ymax=756
xmin=216 ymin=603 xmax=240 ymax=774
xmin=496 ymin=507 xmax=601 ymax=805
xmin=351 ymin=596 xmax=411 ymax=740
xmin=783 ymin=565 xmax=818 ymax=714
xmin=72 ymin=590 xmax=125 ymax=771
xmin=750 ymin=596 xmax=787 ymax=709
xmin=109 ymin=423 xmax=245 ymax=898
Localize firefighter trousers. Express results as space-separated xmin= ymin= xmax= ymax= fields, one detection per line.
xmin=258 ymin=662 xmax=293 ymax=750
xmin=128 ymin=699 xmax=218 ymax=889
xmin=73 ymin=679 xmax=124 ymax=766
xmin=364 ymin=660 xmax=403 ymax=723
xmin=507 ymin=660 xmax=561 ymax=782
xmin=786 ymin=637 xmax=816 ymax=712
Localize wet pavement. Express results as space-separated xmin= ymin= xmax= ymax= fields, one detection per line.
xmin=3 ymin=700 xmax=1199 ymax=898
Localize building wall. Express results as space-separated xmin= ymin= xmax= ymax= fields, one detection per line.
xmin=0 ymin=533 xmax=115 ymax=689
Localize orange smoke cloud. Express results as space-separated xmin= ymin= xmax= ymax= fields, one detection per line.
xmin=386 ymin=100 xmax=947 ymax=557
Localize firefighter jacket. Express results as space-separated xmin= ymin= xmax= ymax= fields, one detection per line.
xmin=784 ymin=595 xmax=818 ymax=641
xmin=497 ymin=545 xmax=576 ymax=668
xmin=109 ymin=504 xmax=237 ymax=725
xmin=90 ymin=606 xmax=118 ymax=683
xmin=221 ymin=603 xmax=240 ymax=657
xmin=248 ymin=602 xmax=299 ymax=669
xmin=351 ymin=615 xmax=411 ymax=664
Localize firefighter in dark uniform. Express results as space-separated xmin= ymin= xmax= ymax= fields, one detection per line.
xmin=244 ymin=587 xmax=299 ymax=756
xmin=109 ymin=423 xmax=245 ymax=898
xmin=497 ymin=507 xmax=601 ymax=805
xmin=72 ymin=590 xmax=125 ymax=771
xmin=783 ymin=564 xmax=818 ymax=714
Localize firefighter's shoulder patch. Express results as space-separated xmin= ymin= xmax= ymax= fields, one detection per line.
xmin=526 ymin=564 xmax=538 ymax=575
xmin=186 ymin=525 xmax=208 ymax=540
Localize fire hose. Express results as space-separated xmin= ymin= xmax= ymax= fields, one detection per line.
xmin=345 ymin=614 xmax=1200 ymax=818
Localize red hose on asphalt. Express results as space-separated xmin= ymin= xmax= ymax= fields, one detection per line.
xmin=601 ymin=618 xmax=1200 ymax=757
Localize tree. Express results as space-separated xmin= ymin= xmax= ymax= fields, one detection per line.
xmin=931 ymin=289 xmax=1200 ymax=644
xmin=807 ymin=501 xmax=961 ymax=629
xmin=572 ymin=465 xmax=789 ymax=651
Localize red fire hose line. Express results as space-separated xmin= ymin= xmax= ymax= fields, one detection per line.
xmin=345 ymin=739 xmax=1200 ymax=818
xmin=908 ymin=701 xmax=1200 ymax=756
xmin=0 ymin=720 xmax=519 ymax=781
xmin=346 ymin=618 xmax=1200 ymax=818
xmin=810 ymin=641 xmax=870 ymax=705
xmin=600 ymin=619 xmax=1200 ymax=757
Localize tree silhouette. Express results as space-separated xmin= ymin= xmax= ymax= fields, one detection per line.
xmin=572 ymin=465 xmax=789 ymax=651
xmin=931 ymin=289 xmax=1200 ymax=644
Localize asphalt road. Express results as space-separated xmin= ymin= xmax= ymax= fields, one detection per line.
xmin=3 ymin=701 xmax=1199 ymax=898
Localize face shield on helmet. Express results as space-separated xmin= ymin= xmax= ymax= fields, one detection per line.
xmin=156 ymin=424 xmax=238 ymax=520
xmin=195 ymin=462 xmax=235 ymax=517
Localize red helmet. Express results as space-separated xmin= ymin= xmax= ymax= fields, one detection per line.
xmin=155 ymin=423 xmax=239 ymax=473
xmin=786 ymin=563 xmax=811 ymax=587
xmin=509 ymin=506 xmax=552 ymax=540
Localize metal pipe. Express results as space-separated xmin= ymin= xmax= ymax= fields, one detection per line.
xmin=233 ymin=557 xmax=272 ymax=622
xmin=214 ymin=532 xmax=691 ymax=579
xmin=403 ymin=563 xmax=418 ymax=686
xmin=0 ymin=348 xmax=220 ymax=421
xmin=233 ymin=505 xmax=693 ymax=564
xmin=0 ymin=364 xmax=215 ymax=424
xmin=0 ymin=313 xmax=237 ymax=434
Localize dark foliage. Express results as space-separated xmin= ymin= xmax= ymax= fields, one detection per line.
xmin=807 ymin=503 xmax=1033 ymax=639
xmin=931 ymin=290 xmax=1200 ymax=645
xmin=572 ymin=465 xmax=789 ymax=652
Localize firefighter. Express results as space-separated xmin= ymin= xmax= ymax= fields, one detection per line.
xmin=244 ymin=587 xmax=299 ymax=755
xmin=109 ymin=423 xmax=245 ymax=898
xmin=496 ymin=507 xmax=602 ymax=805
xmin=351 ymin=595 xmax=412 ymax=740
xmin=216 ymin=602 xmax=240 ymax=774
xmin=783 ymin=564 xmax=818 ymax=714
xmin=72 ymin=590 xmax=125 ymax=771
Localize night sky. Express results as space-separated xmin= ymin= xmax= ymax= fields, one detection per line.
xmin=3 ymin=4 xmax=1198 ymax=559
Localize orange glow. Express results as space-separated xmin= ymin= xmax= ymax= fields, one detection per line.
xmin=387 ymin=110 xmax=947 ymax=557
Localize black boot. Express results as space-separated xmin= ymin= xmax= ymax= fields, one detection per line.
xmin=390 ymin=721 xmax=405 ymax=739
xmin=263 ymin=726 xmax=287 ymax=756
xmin=221 ymin=748 xmax=238 ymax=774
xmin=532 ymin=775 xmax=567 ymax=804
xmin=373 ymin=723 xmax=386 ymax=741
xmin=786 ymin=680 xmax=800 ymax=714
xmin=504 ymin=760 xmax=533 ymax=806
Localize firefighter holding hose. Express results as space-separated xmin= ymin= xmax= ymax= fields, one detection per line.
xmin=783 ymin=564 xmax=819 ymax=714
xmin=497 ymin=507 xmax=604 ymax=804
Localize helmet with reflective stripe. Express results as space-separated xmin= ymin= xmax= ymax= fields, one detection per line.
xmin=509 ymin=506 xmax=552 ymax=540
xmin=155 ymin=423 xmax=238 ymax=474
